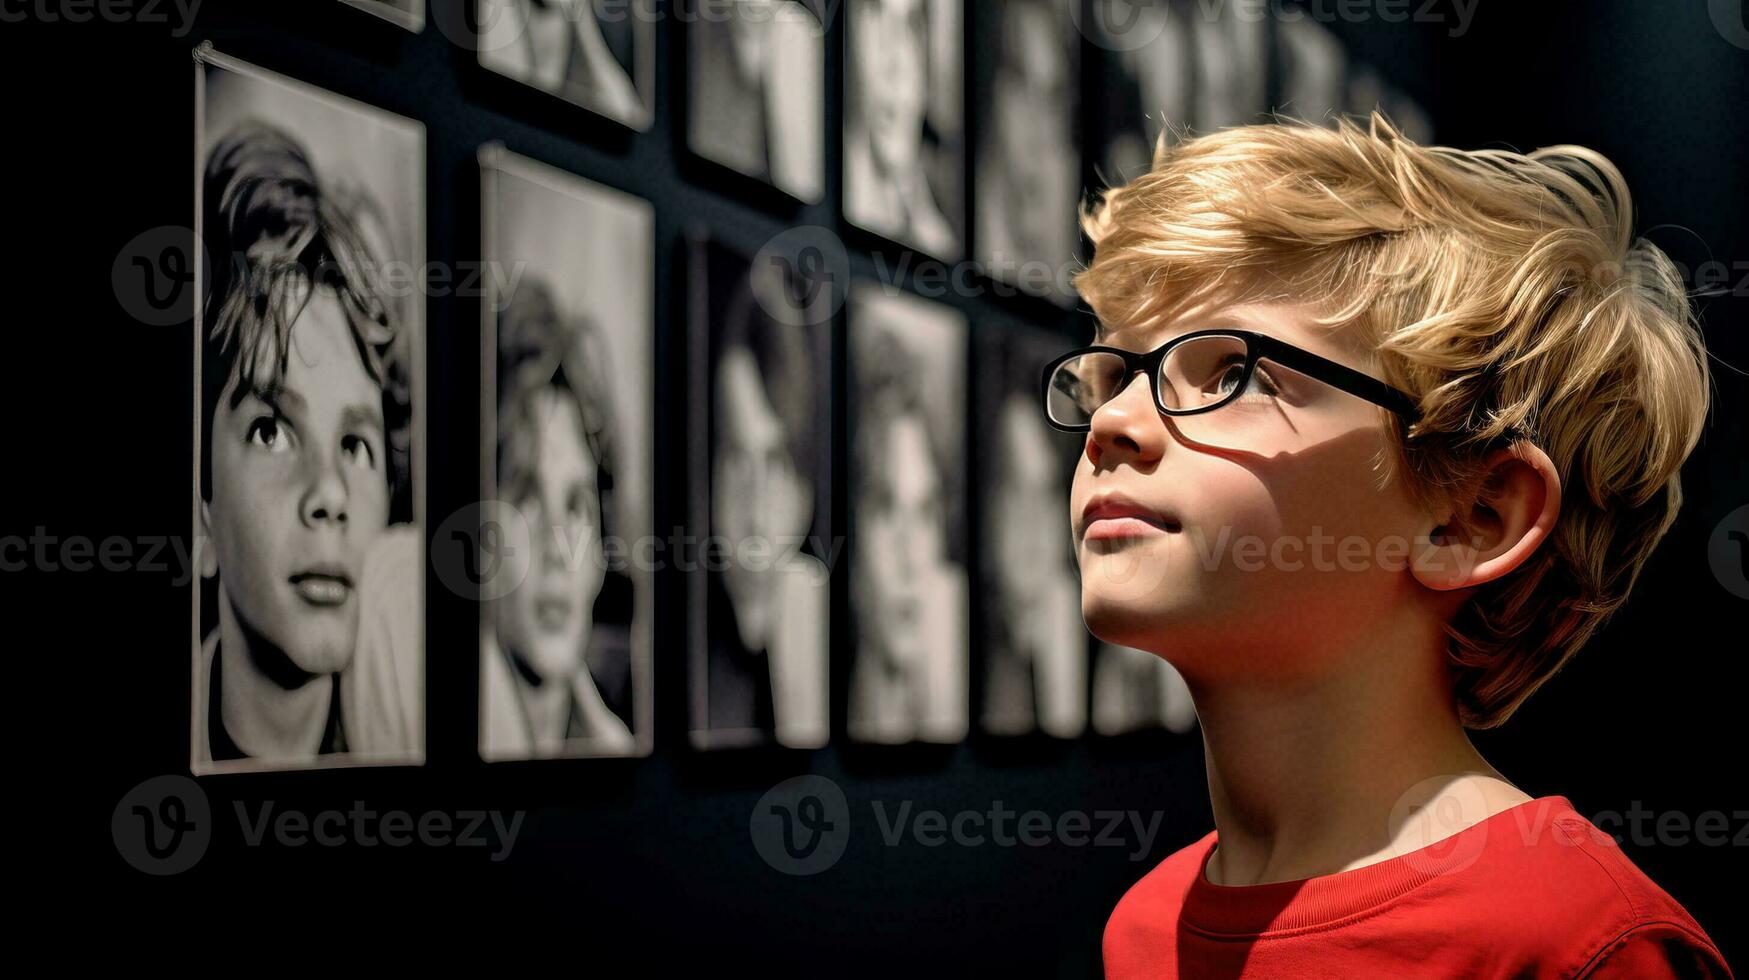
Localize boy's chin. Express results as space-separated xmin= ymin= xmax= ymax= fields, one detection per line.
xmin=1081 ymin=591 xmax=1172 ymax=653
xmin=523 ymin=642 xmax=585 ymax=685
xmin=279 ymin=628 xmax=357 ymax=677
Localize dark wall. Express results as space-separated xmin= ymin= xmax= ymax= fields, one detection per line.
xmin=7 ymin=0 xmax=1743 ymax=972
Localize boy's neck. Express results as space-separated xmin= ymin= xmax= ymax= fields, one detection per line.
xmin=1189 ymin=628 xmax=1529 ymax=887
xmin=509 ymin=652 xmax=575 ymax=750
xmin=215 ymin=597 xmax=335 ymax=761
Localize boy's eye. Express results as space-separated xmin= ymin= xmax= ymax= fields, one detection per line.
xmin=1212 ymin=358 xmax=1281 ymax=401
xmin=564 ymin=485 xmax=590 ymax=524
xmin=341 ymin=433 xmax=377 ymax=469
xmin=246 ymin=417 xmax=293 ymax=453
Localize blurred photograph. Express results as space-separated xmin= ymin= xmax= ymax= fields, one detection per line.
xmin=976 ymin=327 xmax=1087 ymax=737
xmin=843 ymin=0 xmax=964 ymax=259
xmin=688 ymin=0 xmax=825 ymax=202
xmin=1348 ymin=64 xmax=1435 ymax=143
xmin=1187 ymin=0 xmax=1268 ymax=131
xmin=973 ymin=0 xmax=1079 ymax=305
xmin=480 ymin=145 xmax=654 ymax=760
xmin=688 ymin=235 xmax=833 ymax=750
xmin=1275 ymin=13 xmax=1347 ymax=126
xmin=1093 ymin=0 xmax=1193 ymax=184
xmin=1091 ymin=643 xmax=1198 ymax=737
xmin=848 ymin=284 xmax=968 ymax=744
xmin=478 ymin=0 xmax=654 ymax=130
xmin=340 ymin=0 xmax=424 ymax=31
xmin=192 ymin=50 xmax=425 ymax=774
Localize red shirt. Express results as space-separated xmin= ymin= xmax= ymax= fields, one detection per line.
xmin=1104 ymin=795 xmax=1733 ymax=978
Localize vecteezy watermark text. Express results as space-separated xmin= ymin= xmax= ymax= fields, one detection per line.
xmin=234 ymin=800 xmax=524 ymax=861
xmin=114 ymin=775 xmax=525 ymax=875
xmin=0 ymin=0 xmax=203 ymax=37
xmin=749 ymin=775 xmax=1164 ymax=875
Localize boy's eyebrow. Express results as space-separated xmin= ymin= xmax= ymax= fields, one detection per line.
xmin=341 ymin=402 xmax=385 ymax=436
xmin=236 ymin=379 xmax=305 ymax=416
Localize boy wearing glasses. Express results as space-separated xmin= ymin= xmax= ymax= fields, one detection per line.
xmin=1053 ymin=116 xmax=1730 ymax=977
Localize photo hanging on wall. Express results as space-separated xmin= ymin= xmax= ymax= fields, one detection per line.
xmin=974 ymin=323 xmax=1088 ymax=738
xmin=339 ymin=0 xmax=425 ymax=31
xmin=843 ymin=0 xmax=966 ymax=261
xmin=192 ymin=46 xmax=427 ymax=774
xmin=686 ymin=232 xmax=834 ymax=750
xmin=1091 ymin=0 xmax=1267 ymax=186
xmin=477 ymin=0 xmax=657 ymax=131
xmin=973 ymin=0 xmax=1080 ymax=306
xmin=688 ymin=0 xmax=826 ymax=203
xmin=478 ymin=144 xmax=656 ymax=761
xmin=847 ymin=282 xmax=970 ymax=744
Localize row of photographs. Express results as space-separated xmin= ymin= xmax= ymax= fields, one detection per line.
xmin=330 ymin=0 xmax=1430 ymax=308
xmin=190 ymin=48 xmax=1202 ymax=774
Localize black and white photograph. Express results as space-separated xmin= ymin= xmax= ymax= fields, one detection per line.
xmin=687 ymin=0 xmax=825 ymax=203
xmin=1092 ymin=0 xmax=1267 ymax=185
xmin=192 ymin=48 xmax=426 ymax=774
xmin=976 ymin=327 xmax=1086 ymax=738
xmin=1090 ymin=643 xmax=1198 ymax=737
xmin=1348 ymin=63 xmax=1435 ymax=143
xmin=1274 ymin=12 xmax=1347 ymax=126
xmin=973 ymin=0 xmax=1079 ymax=305
xmin=843 ymin=0 xmax=964 ymax=260
xmin=687 ymin=235 xmax=832 ymax=750
xmin=479 ymin=145 xmax=654 ymax=761
xmin=1093 ymin=0 xmax=1193 ymax=185
xmin=477 ymin=0 xmax=656 ymax=131
xmin=339 ymin=0 xmax=424 ymax=31
xmin=847 ymin=283 xmax=968 ymax=744
xmin=1187 ymin=0 xmax=1268 ymax=132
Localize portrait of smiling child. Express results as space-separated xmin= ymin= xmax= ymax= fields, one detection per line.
xmin=1052 ymin=114 xmax=1731 ymax=978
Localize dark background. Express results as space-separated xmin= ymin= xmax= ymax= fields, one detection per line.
xmin=5 ymin=0 xmax=1743 ymax=972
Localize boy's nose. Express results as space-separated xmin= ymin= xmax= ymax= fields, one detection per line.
xmin=298 ymin=457 xmax=350 ymax=530
xmin=1086 ymin=373 xmax=1167 ymax=470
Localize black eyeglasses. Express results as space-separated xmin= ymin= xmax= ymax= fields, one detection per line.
xmin=1040 ymin=329 xmax=1422 ymax=432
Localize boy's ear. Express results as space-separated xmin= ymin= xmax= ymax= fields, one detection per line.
xmin=198 ymin=499 xmax=218 ymax=580
xmin=1411 ymin=442 xmax=1563 ymax=592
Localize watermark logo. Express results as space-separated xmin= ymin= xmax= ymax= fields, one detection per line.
xmin=1073 ymin=0 xmax=1169 ymax=53
xmin=0 ymin=0 xmax=203 ymax=36
xmin=749 ymin=776 xmax=1169 ymax=873
xmin=113 ymin=775 xmax=212 ymax=875
xmin=1707 ymin=502 xmax=1749 ymax=600
xmin=431 ymin=499 xmax=534 ymax=602
xmin=113 ymin=226 xmax=208 ymax=327
xmin=752 ymin=224 xmax=849 ymax=327
xmin=1711 ymin=0 xmax=1749 ymax=50
xmin=751 ymin=775 xmax=851 ymax=875
xmin=1387 ymin=776 xmax=1493 ymax=876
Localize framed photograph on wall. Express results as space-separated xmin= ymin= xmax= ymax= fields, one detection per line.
xmin=339 ymin=0 xmax=425 ymax=31
xmin=688 ymin=0 xmax=825 ymax=203
xmin=686 ymin=233 xmax=833 ymax=750
xmin=1275 ymin=12 xmax=1347 ymax=127
xmin=974 ymin=324 xmax=1088 ymax=738
xmin=479 ymin=145 xmax=655 ymax=760
xmin=843 ymin=0 xmax=965 ymax=260
xmin=192 ymin=46 xmax=426 ymax=774
xmin=1092 ymin=643 xmax=1198 ymax=737
xmin=847 ymin=283 xmax=969 ymax=744
xmin=1091 ymin=0 xmax=1194 ymax=187
xmin=973 ymin=0 xmax=1080 ymax=306
xmin=477 ymin=0 xmax=657 ymax=130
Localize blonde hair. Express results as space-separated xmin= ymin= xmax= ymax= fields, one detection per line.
xmin=1076 ymin=113 xmax=1712 ymax=729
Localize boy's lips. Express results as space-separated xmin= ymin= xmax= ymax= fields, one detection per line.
xmin=1079 ymin=492 xmax=1181 ymax=541
xmin=289 ymin=567 xmax=353 ymax=607
xmin=534 ymin=595 xmax=574 ymax=632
